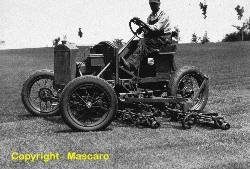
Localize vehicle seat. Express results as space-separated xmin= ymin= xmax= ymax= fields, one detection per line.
xmin=154 ymin=44 xmax=177 ymax=76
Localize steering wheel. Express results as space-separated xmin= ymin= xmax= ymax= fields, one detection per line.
xmin=129 ymin=17 xmax=151 ymax=38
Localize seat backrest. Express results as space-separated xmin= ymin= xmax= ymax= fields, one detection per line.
xmin=155 ymin=53 xmax=176 ymax=74
xmin=159 ymin=44 xmax=177 ymax=55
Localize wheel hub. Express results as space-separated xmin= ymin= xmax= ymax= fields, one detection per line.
xmin=86 ymin=101 xmax=92 ymax=109
xmin=182 ymin=86 xmax=194 ymax=98
xmin=38 ymin=88 xmax=53 ymax=102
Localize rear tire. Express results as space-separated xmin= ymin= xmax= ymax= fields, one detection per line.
xmin=170 ymin=66 xmax=209 ymax=111
xmin=60 ymin=75 xmax=117 ymax=131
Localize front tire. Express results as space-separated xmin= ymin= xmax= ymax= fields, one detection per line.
xmin=170 ymin=66 xmax=209 ymax=111
xmin=60 ymin=75 xmax=117 ymax=131
xmin=21 ymin=70 xmax=60 ymax=116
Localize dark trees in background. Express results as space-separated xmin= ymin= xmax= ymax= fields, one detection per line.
xmin=52 ymin=37 xmax=60 ymax=47
xmin=191 ymin=32 xmax=209 ymax=44
xmin=78 ymin=28 xmax=83 ymax=38
xmin=223 ymin=16 xmax=250 ymax=42
xmin=235 ymin=5 xmax=244 ymax=20
xmin=222 ymin=31 xmax=250 ymax=42
xmin=113 ymin=39 xmax=124 ymax=49
xmin=191 ymin=33 xmax=198 ymax=43
xmin=201 ymin=31 xmax=210 ymax=44
xmin=198 ymin=1 xmax=209 ymax=44
xmin=233 ymin=5 xmax=245 ymax=41
xmin=199 ymin=2 xmax=208 ymax=19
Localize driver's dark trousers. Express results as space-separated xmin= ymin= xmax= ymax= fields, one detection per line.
xmin=127 ymin=35 xmax=171 ymax=70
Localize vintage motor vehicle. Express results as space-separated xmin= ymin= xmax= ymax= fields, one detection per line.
xmin=21 ymin=17 xmax=230 ymax=131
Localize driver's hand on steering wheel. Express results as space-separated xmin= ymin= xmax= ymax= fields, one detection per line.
xmin=136 ymin=27 xmax=144 ymax=35
xmin=133 ymin=17 xmax=141 ymax=25
xmin=136 ymin=26 xmax=150 ymax=35
xmin=136 ymin=28 xmax=148 ymax=36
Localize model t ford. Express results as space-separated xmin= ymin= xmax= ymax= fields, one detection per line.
xmin=21 ymin=18 xmax=230 ymax=131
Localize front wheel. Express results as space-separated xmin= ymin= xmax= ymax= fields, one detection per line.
xmin=170 ymin=66 xmax=209 ymax=111
xmin=60 ymin=75 xmax=118 ymax=131
xmin=21 ymin=70 xmax=60 ymax=116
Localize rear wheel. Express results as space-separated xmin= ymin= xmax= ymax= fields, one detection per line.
xmin=60 ymin=75 xmax=117 ymax=131
xmin=170 ymin=66 xmax=209 ymax=111
xmin=21 ymin=70 xmax=60 ymax=116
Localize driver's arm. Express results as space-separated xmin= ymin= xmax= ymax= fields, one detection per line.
xmin=147 ymin=11 xmax=171 ymax=32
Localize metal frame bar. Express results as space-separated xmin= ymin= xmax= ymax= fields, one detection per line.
xmin=97 ymin=62 xmax=111 ymax=77
xmin=159 ymin=52 xmax=176 ymax=55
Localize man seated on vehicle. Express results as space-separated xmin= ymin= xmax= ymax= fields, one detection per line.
xmin=125 ymin=0 xmax=175 ymax=70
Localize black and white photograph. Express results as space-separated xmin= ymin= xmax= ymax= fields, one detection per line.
xmin=0 ymin=0 xmax=250 ymax=168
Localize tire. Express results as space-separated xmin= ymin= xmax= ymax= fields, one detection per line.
xmin=21 ymin=70 xmax=60 ymax=116
xmin=60 ymin=75 xmax=117 ymax=131
xmin=169 ymin=66 xmax=209 ymax=111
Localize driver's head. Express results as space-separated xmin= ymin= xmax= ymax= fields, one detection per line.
xmin=149 ymin=0 xmax=160 ymax=13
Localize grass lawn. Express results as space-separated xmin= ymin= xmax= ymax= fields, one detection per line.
xmin=0 ymin=41 xmax=250 ymax=168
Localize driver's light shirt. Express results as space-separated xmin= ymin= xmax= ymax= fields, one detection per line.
xmin=147 ymin=10 xmax=171 ymax=34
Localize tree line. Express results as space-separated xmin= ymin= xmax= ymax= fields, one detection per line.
xmin=192 ymin=4 xmax=250 ymax=43
xmin=49 ymin=3 xmax=249 ymax=46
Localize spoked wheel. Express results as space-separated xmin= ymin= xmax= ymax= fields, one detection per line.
xmin=21 ymin=70 xmax=60 ymax=116
xmin=170 ymin=66 xmax=209 ymax=111
xmin=61 ymin=76 xmax=117 ymax=131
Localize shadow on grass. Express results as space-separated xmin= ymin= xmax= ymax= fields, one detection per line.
xmin=185 ymin=123 xmax=230 ymax=131
xmin=17 ymin=113 xmax=65 ymax=125
xmin=55 ymin=127 xmax=113 ymax=133
xmin=17 ymin=114 xmax=40 ymax=120
xmin=43 ymin=116 xmax=65 ymax=125
xmin=113 ymin=120 xmax=186 ymax=130
xmin=17 ymin=113 xmax=228 ymax=131
xmin=160 ymin=118 xmax=228 ymax=131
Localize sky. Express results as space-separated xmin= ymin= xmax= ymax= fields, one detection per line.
xmin=0 ymin=0 xmax=250 ymax=49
